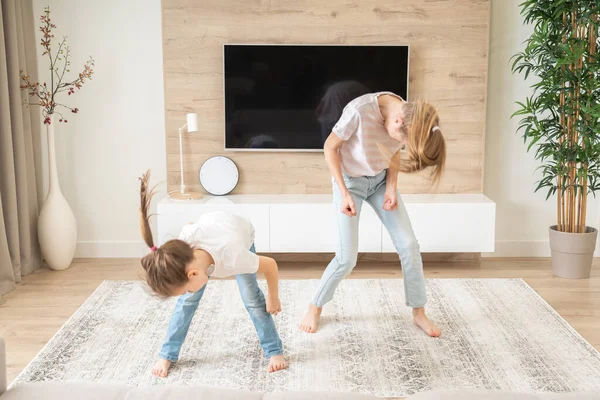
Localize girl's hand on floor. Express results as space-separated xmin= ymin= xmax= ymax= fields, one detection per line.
xmin=266 ymin=295 xmax=282 ymax=315
xmin=341 ymin=193 xmax=357 ymax=217
xmin=383 ymin=190 xmax=398 ymax=211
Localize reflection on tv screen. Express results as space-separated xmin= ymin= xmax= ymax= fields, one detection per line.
xmin=224 ymin=45 xmax=409 ymax=151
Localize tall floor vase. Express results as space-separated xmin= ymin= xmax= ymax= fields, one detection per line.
xmin=38 ymin=115 xmax=77 ymax=271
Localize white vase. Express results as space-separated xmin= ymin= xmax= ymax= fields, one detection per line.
xmin=38 ymin=114 xmax=77 ymax=271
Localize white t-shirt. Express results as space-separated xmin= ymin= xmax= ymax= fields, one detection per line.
xmin=178 ymin=211 xmax=259 ymax=278
xmin=333 ymin=92 xmax=404 ymax=177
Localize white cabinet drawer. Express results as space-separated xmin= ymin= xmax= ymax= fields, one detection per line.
xmin=269 ymin=202 xmax=382 ymax=252
xmin=382 ymin=202 xmax=495 ymax=253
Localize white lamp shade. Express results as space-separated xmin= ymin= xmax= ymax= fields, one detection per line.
xmin=186 ymin=113 xmax=199 ymax=132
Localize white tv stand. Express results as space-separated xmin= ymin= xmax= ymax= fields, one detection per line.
xmin=157 ymin=194 xmax=495 ymax=253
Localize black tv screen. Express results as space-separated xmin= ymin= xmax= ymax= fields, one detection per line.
xmin=224 ymin=44 xmax=409 ymax=151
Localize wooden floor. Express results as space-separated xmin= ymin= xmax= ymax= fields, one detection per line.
xmin=1 ymin=258 xmax=599 ymax=388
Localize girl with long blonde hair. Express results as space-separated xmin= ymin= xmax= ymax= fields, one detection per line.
xmin=300 ymin=93 xmax=446 ymax=336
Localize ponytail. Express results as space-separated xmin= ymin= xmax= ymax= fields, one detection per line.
xmin=384 ymin=100 xmax=446 ymax=185
xmin=139 ymin=169 xmax=156 ymax=249
xmin=138 ymin=169 xmax=194 ymax=297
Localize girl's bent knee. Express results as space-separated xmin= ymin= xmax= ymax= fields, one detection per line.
xmin=395 ymin=240 xmax=420 ymax=255
xmin=335 ymin=255 xmax=357 ymax=274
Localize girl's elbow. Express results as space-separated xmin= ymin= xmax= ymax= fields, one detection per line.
xmin=261 ymin=256 xmax=277 ymax=272
xmin=269 ymin=257 xmax=279 ymax=271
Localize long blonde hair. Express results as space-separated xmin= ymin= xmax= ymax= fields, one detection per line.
xmin=139 ymin=170 xmax=193 ymax=297
xmin=385 ymin=100 xmax=446 ymax=184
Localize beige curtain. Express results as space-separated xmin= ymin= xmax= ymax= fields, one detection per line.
xmin=0 ymin=0 xmax=43 ymax=295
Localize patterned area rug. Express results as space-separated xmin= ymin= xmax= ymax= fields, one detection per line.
xmin=12 ymin=279 xmax=600 ymax=397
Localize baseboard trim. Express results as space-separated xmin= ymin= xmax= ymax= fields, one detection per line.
xmin=75 ymin=241 xmax=148 ymax=258
xmin=484 ymin=240 xmax=600 ymax=258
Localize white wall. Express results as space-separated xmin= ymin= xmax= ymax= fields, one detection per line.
xmin=32 ymin=0 xmax=166 ymax=258
xmin=484 ymin=0 xmax=599 ymax=257
xmin=30 ymin=0 xmax=598 ymax=258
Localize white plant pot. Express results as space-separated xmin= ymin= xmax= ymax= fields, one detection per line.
xmin=38 ymin=115 xmax=77 ymax=271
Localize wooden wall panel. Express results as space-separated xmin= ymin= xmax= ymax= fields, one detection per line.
xmin=162 ymin=0 xmax=490 ymax=194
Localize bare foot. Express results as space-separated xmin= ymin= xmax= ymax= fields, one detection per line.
xmin=299 ymin=304 xmax=322 ymax=333
xmin=151 ymin=358 xmax=172 ymax=378
xmin=413 ymin=308 xmax=441 ymax=337
xmin=268 ymin=354 xmax=288 ymax=373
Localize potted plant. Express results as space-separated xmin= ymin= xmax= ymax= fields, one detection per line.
xmin=20 ymin=6 xmax=94 ymax=270
xmin=511 ymin=1 xmax=600 ymax=278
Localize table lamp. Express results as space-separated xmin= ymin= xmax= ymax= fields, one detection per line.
xmin=169 ymin=113 xmax=203 ymax=200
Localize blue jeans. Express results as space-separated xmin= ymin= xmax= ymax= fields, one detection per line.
xmin=312 ymin=170 xmax=427 ymax=308
xmin=159 ymin=245 xmax=283 ymax=362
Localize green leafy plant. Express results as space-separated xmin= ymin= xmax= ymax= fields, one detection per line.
xmin=512 ymin=0 xmax=600 ymax=233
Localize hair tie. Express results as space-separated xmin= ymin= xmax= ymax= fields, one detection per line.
xmin=151 ymin=246 xmax=157 ymax=252
xmin=431 ymin=126 xmax=440 ymax=134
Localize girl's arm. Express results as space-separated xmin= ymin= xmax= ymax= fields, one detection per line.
xmin=257 ymin=256 xmax=281 ymax=314
xmin=257 ymin=256 xmax=279 ymax=297
xmin=386 ymin=150 xmax=401 ymax=192
xmin=383 ymin=150 xmax=401 ymax=211
xmin=324 ymin=132 xmax=357 ymax=216
xmin=324 ymin=133 xmax=348 ymax=195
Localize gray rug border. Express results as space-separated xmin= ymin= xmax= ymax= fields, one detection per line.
xmin=513 ymin=278 xmax=600 ymax=358
xmin=9 ymin=280 xmax=113 ymax=388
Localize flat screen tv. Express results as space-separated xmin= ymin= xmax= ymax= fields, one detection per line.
xmin=224 ymin=44 xmax=409 ymax=151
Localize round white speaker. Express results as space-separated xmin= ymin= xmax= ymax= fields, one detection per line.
xmin=199 ymin=156 xmax=239 ymax=196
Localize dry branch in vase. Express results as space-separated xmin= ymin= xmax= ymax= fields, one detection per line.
xmin=19 ymin=6 xmax=94 ymax=124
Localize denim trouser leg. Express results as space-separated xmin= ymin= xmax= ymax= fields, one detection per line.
xmin=366 ymin=179 xmax=427 ymax=308
xmin=312 ymin=170 xmax=427 ymax=309
xmin=236 ymin=272 xmax=284 ymax=358
xmin=312 ymin=177 xmax=365 ymax=307
xmin=158 ymin=244 xmax=283 ymax=362
xmin=159 ymin=285 xmax=207 ymax=362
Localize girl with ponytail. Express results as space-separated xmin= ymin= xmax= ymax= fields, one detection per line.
xmin=138 ymin=171 xmax=287 ymax=377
